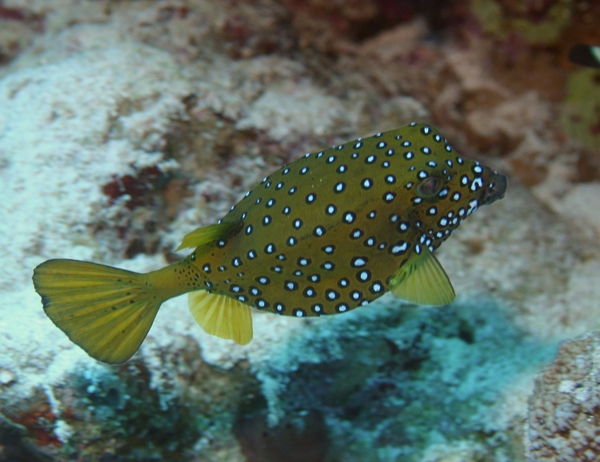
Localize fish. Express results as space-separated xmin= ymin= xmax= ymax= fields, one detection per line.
xmin=33 ymin=123 xmax=507 ymax=364
xmin=568 ymin=44 xmax=600 ymax=69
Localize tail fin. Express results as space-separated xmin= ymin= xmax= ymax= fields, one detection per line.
xmin=33 ymin=259 xmax=162 ymax=364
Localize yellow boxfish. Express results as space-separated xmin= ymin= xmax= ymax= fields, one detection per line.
xmin=33 ymin=123 xmax=506 ymax=364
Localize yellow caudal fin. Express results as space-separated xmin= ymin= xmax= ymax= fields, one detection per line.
xmin=188 ymin=291 xmax=253 ymax=344
xmin=33 ymin=259 xmax=163 ymax=364
xmin=388 ymin=248 xmax=455 ymax=306
xmin=176 ymin=222 xmax=241 ymax=251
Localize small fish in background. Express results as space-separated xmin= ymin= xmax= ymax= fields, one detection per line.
xmin=33 ymin=123 xmax=507 ymax=364
xmin=568 ymin=44 xmax=600 ymax=69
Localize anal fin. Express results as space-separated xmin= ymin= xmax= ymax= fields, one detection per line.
xmin=388 ymin=248 xmax=455 ymax=306
xmin=188 ymin=291 xmax=253 ymax=344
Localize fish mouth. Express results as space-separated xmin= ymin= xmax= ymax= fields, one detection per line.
xmin=481 ymin=172 xmax=507 ymax=205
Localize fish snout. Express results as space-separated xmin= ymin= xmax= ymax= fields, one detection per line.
xmin=481 ymin=172 xmax=507 ymax=205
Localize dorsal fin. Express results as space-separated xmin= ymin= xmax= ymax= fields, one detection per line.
xmin=188 ymin=291 xmax=253 ymax=344
xmin=388 ymin=248 xmax=455 ymax=306
xmin=176 ymin=222 xmax=241 ymax=251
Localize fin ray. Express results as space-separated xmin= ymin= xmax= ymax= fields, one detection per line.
xmin=33 ymin=259 xmax=162 ymax=364
xmin=389 ymin=249 xmax=455 ymax=306
xmin=188 ymin=291 xmax=253 ymax=345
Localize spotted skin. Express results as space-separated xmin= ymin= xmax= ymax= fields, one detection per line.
xmin=176 ymin=123 xmax=507 ymax=317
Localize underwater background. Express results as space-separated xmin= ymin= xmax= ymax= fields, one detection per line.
xmin=0 ymin=1 xmax=599 ymax=461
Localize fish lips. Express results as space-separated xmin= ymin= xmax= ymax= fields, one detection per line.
xmin=481 ymin=172 xmax=507 ymax=205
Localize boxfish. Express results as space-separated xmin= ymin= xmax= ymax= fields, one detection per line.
xmin=33 ymin=123 xmax=507 ymax=364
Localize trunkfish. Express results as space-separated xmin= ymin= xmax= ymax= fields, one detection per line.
xmin=33 ymin=123 xmax=507 ymax=364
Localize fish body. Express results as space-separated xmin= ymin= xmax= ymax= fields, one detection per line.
xmin=33 ymin=123 xmax=507 ymax=364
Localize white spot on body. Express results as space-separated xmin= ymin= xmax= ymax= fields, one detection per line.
xmin=470 ymin=177 xmax=483 ymax=191
xmin=392 ymin=242 xmax=408 ymax=254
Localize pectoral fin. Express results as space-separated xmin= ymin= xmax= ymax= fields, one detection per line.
xmin=388 ymin=249 xmax=455 ymax=306
xmin=188 ymin=291 xmax=253 ymax=344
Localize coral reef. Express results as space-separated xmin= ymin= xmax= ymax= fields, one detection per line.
xmin=0 ymin=43 xmax=194 ymax=285
xmin=528 ymin=331 xmax=600 ymax=461
xmin=0 ymin=0 xmax=599 ymax=461
xmin=247 ymin=300 xmax=553 ymax=461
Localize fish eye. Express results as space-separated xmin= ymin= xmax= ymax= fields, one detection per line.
xmin=416 ymin=176 xmax=444 ymax=198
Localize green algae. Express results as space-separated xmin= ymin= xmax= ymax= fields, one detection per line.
xmin=560 ymin=68 xmax=600 ymax=150
xmin=471 ymin=0 xmax=572 ymax=44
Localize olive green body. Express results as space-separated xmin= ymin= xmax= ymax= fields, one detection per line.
xmin=177 ymin=123 xmax=505 ymax=317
